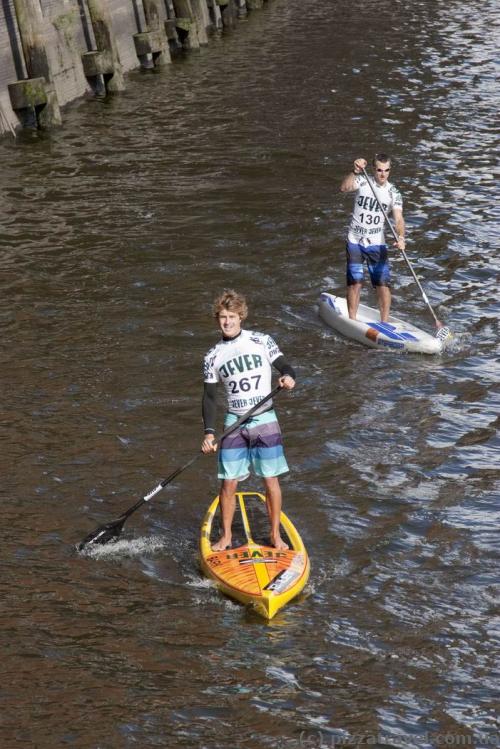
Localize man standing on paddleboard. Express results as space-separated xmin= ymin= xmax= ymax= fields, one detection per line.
xmin=201 ymin=290 xmax=295 ymax=552
xmin=340 ymin=154 xmax=406 ymax=322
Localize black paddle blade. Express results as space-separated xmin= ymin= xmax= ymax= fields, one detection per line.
xmin=78 ymin=515 xmax=127 ymax=551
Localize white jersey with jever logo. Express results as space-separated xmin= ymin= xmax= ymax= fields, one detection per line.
xmin=348 ymin=176 xmax=403 ymax=247
xmin=203 ymin=329 xmax=282 ymax=416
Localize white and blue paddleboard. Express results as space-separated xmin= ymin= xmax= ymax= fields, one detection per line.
xmin=318 ymin=292 xmax=443 ymax=355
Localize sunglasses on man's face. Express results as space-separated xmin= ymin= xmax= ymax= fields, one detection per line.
xmin=376 ymin=168 xmax=391 ymax=173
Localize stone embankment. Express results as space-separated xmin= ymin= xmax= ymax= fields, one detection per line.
xmin=0 ymin=0 xmax=271 ymax=136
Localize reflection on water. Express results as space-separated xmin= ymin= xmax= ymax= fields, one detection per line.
xmin=0 ymin=0 xmax=499 ymax=746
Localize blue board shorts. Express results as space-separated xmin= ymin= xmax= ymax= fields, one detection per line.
xmin=218 ymin=409 xmax=289 ymax=481
xmin=346 ymin=241 xmax=391 ymax=287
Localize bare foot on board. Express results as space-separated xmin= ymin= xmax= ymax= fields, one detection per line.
xmin=211 ymin=536 xmax=232 ymax=552
xmin=270 ymin=534 xmax=289 ymax=551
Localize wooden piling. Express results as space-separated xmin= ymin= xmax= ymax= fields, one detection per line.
xmin=216 ymin=0 xmax=237 ymax=30
xmin=191 ymin=0 xmax=211 ymax=44
xmin=172 ymin=0 xmax=201 ymax=50
xmin=86 ymin=0 xmax=125 ymax=92
xmin=9 ymin=0 xmax=62 ymax=127
xmin=134 ymin=0 xmax=170 ymax=68
xmin=164 ymin=19 xmax=183 ymax=56
xmin=205 ymin=0 xmax=223 ymax=32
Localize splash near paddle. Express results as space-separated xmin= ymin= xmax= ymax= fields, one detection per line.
xmin=319 ymin=292 xmax=444 ymax=354
xmin=199 ymin=492 xmax=310 ymax=619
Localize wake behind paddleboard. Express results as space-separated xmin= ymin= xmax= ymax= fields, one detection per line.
xmin=199 ymin=492 xmax=310 ymax=619
xmin=318 ymin=292 xmax=443 ymax=354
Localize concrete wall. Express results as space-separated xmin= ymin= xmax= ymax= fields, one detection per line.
xmin=0 ymin=0 xmax=263 ymax=136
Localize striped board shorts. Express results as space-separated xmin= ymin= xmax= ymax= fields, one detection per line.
xmin=218 ymin=409 xmax=289 ymax=481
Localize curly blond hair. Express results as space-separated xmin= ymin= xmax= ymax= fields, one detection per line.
xmin=213 ymin=289 xmax=248 ymax=321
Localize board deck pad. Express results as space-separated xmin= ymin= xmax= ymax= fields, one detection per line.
xmin=209 ymin=491 xmax=292 ymax=549
xmin=366 ymin=321 xmax=418 ymax=341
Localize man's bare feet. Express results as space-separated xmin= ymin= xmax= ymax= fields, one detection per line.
xmin=270 ymin=534 xmax=289 ymax=551
xmin=211 ymin=536 xmax=232 ymax=552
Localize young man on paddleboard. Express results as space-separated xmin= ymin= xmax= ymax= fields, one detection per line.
xmin=201 ymin=290 xmax=295 ymax=552
xmin=340 ymin=154 xmax=406 ymax=322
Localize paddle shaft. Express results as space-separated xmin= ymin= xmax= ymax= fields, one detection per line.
xmin=361 ymin=167 xmax=441 ymax=326
xmin=80 ymin=385 xmax=283 ymax=545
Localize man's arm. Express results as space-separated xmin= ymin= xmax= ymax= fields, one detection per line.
xmin=273 ymin=355 xmax=296 ymax=390
xmin=202 ymin=382 xmax=217 ymax=434
xmin=273 ymin=355 xmax=296 ymax=380
xmin=392 ymin=207 xmax=406 ymax=251
xmin=340 ymin=157 xmax=367 ymax=192
xmin=201 ymin=382 xmax=218 ymax=453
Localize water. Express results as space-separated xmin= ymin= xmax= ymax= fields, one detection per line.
xmin=0 ymin=0 xmax=499 ymax=747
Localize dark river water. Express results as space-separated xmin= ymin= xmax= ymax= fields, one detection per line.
xmin=1 ymin=0 xmax=498 ymax=747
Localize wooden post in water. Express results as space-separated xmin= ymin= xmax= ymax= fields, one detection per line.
xmin=216 ymin=0 xmax=236 ymax=29
xmin=163 ymin=0 xmax=181 ymax=53
xmin=134 ymin=0 xmax=171 ymax=67
xmin=84 ymin=0 xmax=125 ymax=92
xmin=190 ymin=0 xmax=211 ymax=44
xmin=9 ymin=0 xmax=62 ymax=127
xmin=172 ymin=0 xmax=201 ymax=50
xmin=205 ymin=0 xmax=223 ymax=32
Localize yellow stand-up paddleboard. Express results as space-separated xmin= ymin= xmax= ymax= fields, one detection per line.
xmin=199 ymin=491 xmax=310 ymax=619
